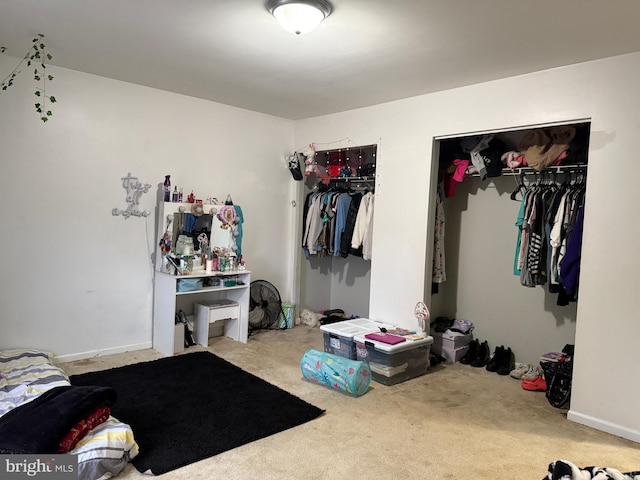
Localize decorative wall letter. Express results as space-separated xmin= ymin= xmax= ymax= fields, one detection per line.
xmin=112 ymin=172 xmax=152 ymax=219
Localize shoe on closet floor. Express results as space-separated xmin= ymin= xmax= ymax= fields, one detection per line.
xmin=521 ymin=365 xmax=543 ymax=381
xmin=460 ymin=339 xmax=479 ymax=365
xmin=510 ymin=363 xmax=530 ymax=379
xmin=521 ymin=375 xmax=547 ymax=391
xmin=471 ymin=341 xmax=490 ymax=368
xmin=486 ymin=346 xmax=505 ymax=372
xmin=496 ymin=347 xmax=515 ymax=376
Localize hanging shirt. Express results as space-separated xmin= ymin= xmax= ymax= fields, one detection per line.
xmin=351 ymin=192 xmax=374 ymax=254
xmin=433 ymin=184 xmax=446 ymax=283
xmin=513 ymin=190 xmax=529 ymax=276
xmin=559 ymin=206 xmax=584 ymax=295
xmin=304 ymin=194 xmax=324 ymax=255
xmin=362 ymin=195 xmax=375 ymax=260
xmin=340 ymin=193 xmax=363 ymax=258
xmin=333 ymin=193 xmax=353 ymax=256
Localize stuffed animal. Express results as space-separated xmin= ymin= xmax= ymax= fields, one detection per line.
xmin=301 ymin=144 xmax=317 ymax=176
xmin=298 ymin=308 xmax=323 ymax=328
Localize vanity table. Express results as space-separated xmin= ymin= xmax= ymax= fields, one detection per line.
xmin=152 ymin=195 xmax=250 ymax=356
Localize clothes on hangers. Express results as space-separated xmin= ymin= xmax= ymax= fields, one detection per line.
xmin=514 ymin=174 xmax=585 ymax=304
xmin=301 ymin=188 xmax=374 ymax=259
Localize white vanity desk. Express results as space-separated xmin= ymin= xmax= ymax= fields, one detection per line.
xmin=152 ymin=270 xmax=251 ymax=356
xmin=152 ymin=196 xmax=250 ymax=356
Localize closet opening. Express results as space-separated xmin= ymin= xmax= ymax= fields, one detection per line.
xmin=427 ymin=120 xmax=590 ymax=366
xmin=298 ymin=144 xmax=377 ymax=320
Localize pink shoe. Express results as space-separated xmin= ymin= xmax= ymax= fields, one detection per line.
xmin=521 ymin=375 xmax=547 ymax=391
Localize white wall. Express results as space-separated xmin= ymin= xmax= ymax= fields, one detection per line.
xmin=295 ymin=53 xmax=640 ymax=443
xmin=0 ymin=56 xmax=295 ymax=361
xmin=299 ymin=255 xmax=371 ymax=317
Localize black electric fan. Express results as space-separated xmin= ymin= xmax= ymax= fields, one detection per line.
xmin=248 ymin=280 xmax=285 ymax=335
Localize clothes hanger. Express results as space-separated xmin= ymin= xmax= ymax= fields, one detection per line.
xmin=510 ymin=170 xmax=527 ymax=201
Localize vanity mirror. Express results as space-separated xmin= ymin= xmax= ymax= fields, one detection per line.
xmin=154 ymin=197 xmax=243 ymax=273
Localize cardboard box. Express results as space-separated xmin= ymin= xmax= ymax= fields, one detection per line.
xmin=173 ymin=323 xmax=185 ymax=354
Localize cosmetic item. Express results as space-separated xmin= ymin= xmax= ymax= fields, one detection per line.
xmin=172 ymin=186 xmax=178 ymax=202
xmin=188 ymin=190 xmax=195 ymax=203
xmin=163 ymin=175 xmax=171 ymax=201
xmin=178 ymin=188 xmax=183 ymax=202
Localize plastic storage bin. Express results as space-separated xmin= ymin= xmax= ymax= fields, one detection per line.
xmin=320 ymin=318 xmax=395 ymax=360
xmin=354 ymin=334 xmax=433 ymax=385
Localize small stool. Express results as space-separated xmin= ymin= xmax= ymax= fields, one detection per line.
xmin=194 ymin=299 xmax=240 ymax=346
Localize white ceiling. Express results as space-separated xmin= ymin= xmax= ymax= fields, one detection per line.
xmin=2 ymin=0 xmax=640 ymax=120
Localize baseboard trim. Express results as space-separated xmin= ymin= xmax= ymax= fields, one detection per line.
xmin=54 ymin=342 xmax=152 ymax=363
xmin=568 ymin=409 xmax=640 ymax=444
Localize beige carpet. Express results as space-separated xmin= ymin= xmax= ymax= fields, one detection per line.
xmin=60 ymin=326 xmax=637 ymax=480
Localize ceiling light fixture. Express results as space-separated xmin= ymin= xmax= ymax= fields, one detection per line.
xmin=266 ymin=0 xmax=332 ymax=35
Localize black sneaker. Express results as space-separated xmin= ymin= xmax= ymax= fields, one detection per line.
xmin=471 ymin=341 xmax=490 ymax=368
xmin=486 ymin=346 xmax=505 ymax=372
xmin=460 ymin=339 xmax=479 ymax=365
xmin=497 ymin=347 xmax=516 ymax=376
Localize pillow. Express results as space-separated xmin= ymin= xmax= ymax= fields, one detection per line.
xmin=58 ymin=405 xmax=111 ymax=453
xmin=0 ymin=348 xmax=69 ymax=394
xmin=0 ymin=349 xmax=55 ymax=374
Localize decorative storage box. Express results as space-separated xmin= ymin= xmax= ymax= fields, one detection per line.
xmin=320 ymin=318 xmax=395 ymax=360
xmin=354 ymin=334 xmax=434 ymax=385
xmin=435 ymin=344 xmax=470 ymax=363
xmin=430 ymin=330 xmax=473 ymax=350
xmin=430 ymin=330 xmax=473 ymax=363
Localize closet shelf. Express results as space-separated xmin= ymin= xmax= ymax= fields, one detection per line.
xmin=327 ymin=176 xmax=375 ymax=190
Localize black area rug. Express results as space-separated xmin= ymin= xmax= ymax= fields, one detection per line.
xmin=70 ymin=351 xmax=324 ymax=475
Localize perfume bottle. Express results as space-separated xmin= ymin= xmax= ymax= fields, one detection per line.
xmin=163 ymin=175 xmax=171 ymax=202
xmin=172 ymin=186 xmax=178 ymax=202
xmin=178 ymin=188 xmax=183 ymax=202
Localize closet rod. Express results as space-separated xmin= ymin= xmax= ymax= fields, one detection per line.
xmin=470 ymin=164 xmax=588 ymax=177
xmin=329 ymin=175 xmax=375 ymax=181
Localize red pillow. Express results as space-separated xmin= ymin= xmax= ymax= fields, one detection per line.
xmin=57 ymin=406 xmax=111 ymax=453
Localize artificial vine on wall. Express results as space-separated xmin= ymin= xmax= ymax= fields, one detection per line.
xmin=0 ymin=34 xmax=58 ymax=122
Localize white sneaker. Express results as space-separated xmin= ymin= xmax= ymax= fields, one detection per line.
xmin=510 ymin=363 xmax=530 ymax=379
xmin=521 ymin=365 xmax=542 ymax=381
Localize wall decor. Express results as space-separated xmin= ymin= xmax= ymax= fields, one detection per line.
xmin=1 ymin=34 xmax=58 ymax=122
xmin=112 ymin=172 xmax=152 ymax=219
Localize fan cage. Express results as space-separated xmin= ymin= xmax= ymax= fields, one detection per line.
xmin=248 ymin=279 xmax=286 ymax=335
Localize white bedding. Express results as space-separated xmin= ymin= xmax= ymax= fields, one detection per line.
xmin=0 ymin=349 xmax=139 ymax=480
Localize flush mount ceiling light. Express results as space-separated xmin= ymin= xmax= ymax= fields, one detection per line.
xmin=266 ymin=0 xmax=333 ymax=35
